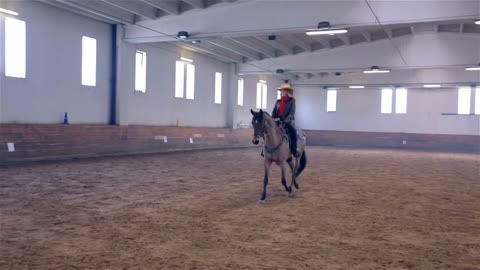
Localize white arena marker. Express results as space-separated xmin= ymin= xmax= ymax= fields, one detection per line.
xmin=189 ymin=138 xmax=194 ymax=144
xmin=164 ymin=136 xmax=168 ymax=143
xmin=7 ymin=142 xmax=15 ymax=152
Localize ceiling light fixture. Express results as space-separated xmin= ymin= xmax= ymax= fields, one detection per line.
xmin=0 ymin=7 xmax=18 ymax=16
xmin=177 ymin=31 xmax=190 ymax=39
xmin=349 ymin=85 xmax=365 ymax=89
xmin=466 ymin=63 xmax=480 ymax=71
xmin=306 ymin=21 xmax=348 ymax=36
xmin=476 ymin=20 xmax=480 ymax=25
xmin=423 ymin=84 xmax=441 ymax=88
xmin=363 ymin=66 xmax=390 ymax=74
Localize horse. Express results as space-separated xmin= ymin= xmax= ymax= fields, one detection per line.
xmin=250 ymin=109 xmax=307 ymax=203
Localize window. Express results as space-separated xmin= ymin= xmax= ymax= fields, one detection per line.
xmin=256 ymin=80 xmax=267 ymax=109
xmin=215 ymin=72 xmax=222 ymax=104
xmin=5 ymin=17 xmax=26 ymax=78
xmin=82 ymin=36 xmax=97 ymax=86
xmin=381 ymin=88 xmax=393 ymax=114
xmin=135 ymin=51 xmax=147 ymax=92
xmin=175 ymin=61 xmax=185 ymax=98
xmin=395 ymin=88 xmax=407 ymax=114
xmin=475 ymin=87 xmax=480 ymax=115
xmin=458 ymin=87 xmax=471 ymax=115
xmin=237 ymin=78 xmax=244 ymax=106
xmin=175 ymin=60 xmax=195 ymax=99
xmin=186 ymin=64 xmax=195 ymax=99
xmin=327 ymin=90 xmax=337 ymax=112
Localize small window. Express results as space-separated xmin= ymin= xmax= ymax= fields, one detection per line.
xmin=327 ymin=90 xmax=337 ymax=112
xmin=475 ymin=87 xmax=480 ymax=115
xmin=175 ymin=60 xmax=195 ymax=99
xmin=135 ymin=51 xmax=147 ymax=92
xmin=186 ymin=64 xmax=195 ymax=99
xmin=82 ymin=36 xmax=97 ymax=86
xmin=256 ymin=82 xmax=262 ymax=109
xmin=5 ymin=17 xmax=26 ymax=78
xmin=261 ymin=82 xmax=267 ymax=109
xmin=215 ymin=72 xmax=222 ymax=104
xmin=175 ymin=61 xmax=185 ymax=98
xmin=458 ymin=87 xmax=471 ymax=115
xmin=381 ymin=88 xmax=393 ymax=114
xmin=256 ymin=81 xmax=267 ymax=109
xmin=237 ymin=78 xmax=244 ymax=106
xmin=395 ymin=88 xmax=407 ymax=114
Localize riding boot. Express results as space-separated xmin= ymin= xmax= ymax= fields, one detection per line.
xmin=286 ymin=124 xmax=299 ymax=157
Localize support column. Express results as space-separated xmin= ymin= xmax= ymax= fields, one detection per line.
xmin=115 ymin=24 xmax=134 ymax=126
xmin=0 ymin=15 xmax=5 ymax=123
xmin=226 ymin=63 xmax=239 ymax=129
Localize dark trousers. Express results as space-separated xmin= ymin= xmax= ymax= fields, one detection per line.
xmin=284 ymin=122 xmax=298 ymax=154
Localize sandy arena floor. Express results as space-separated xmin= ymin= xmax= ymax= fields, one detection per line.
xmin=0 ymin=147 xmax=479 ymax=270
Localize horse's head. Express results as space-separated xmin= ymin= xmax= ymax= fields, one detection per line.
xmin=250 ymin=109 xmax=265 ymax=145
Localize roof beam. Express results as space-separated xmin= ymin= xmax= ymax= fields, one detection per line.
xmin=100 ymin=0 xmax=158 ymax=20
xmin=187 ymin=42 xmax=245 ymax=63
xmin=35 ymin=0 xmax=119 ymax=24
xmin=139 ymin=0 xmax=180 ymax=15
xmin=282 ymin=34 xmax=312 ymax=52
xmin=336 ymin=34 xmax=351 ymax=45
xmin=125 ymin=1 xmax=478 ymax=42
xmin=206 ymin=39 xmax=261 ymax=61
xmin=360 ymin=31 xmax=371 ymax=42
xmin=53 ymin=0 xmax=134 ymax=24
xmin=228 ymin=37 xmax=277 ymax=58
xmin=181 ymin=0 xmax=205 ymax=9
xmin=308 ymin=35 xmax=331 ymax=49
xmin=253 ymin=36 xmax=293 ymax=55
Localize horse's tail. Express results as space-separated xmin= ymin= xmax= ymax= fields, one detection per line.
xmin=296 ymin=150 xmax=307 ymax=177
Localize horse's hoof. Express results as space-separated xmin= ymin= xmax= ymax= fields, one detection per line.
xmin=286 ymin=186 xmax=292 ymax=193
xmin=258 ymin=199 xmax=266 ymax=204
xmin=294 ymin=183 xmax=300 ymax=189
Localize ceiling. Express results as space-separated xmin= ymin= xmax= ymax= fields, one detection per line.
xmin=39 ymin=0 xmax=480 ymax=83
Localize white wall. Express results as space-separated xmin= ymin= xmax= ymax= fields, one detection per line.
xmin=0 ymin=1 xmax=112 ymax=124
xmin=122 ymin=44 xmax=231 ymax=127
xmin=234 ymin=74 xmax=283 ymax=128
xmin=296 ymin=86 xmax=480 ymax=136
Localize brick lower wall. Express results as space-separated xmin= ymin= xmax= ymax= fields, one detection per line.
xmin=0 ymin=124 xmax=254 ymax=164
xmin=304 ymin=130 xmax=480 ymax=153
xmin=1 ymin=125 xmax=478 ymax=164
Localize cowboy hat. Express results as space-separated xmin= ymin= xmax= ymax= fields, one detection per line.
xmin=277 ymin=82 xmax=293 ymax=93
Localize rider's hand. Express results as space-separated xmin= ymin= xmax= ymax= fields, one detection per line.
xmin=274 ymin=118 xmax=281 ymax=122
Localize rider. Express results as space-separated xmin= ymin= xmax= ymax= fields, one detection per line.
xmin=272 ymin=82 xmax=299 ymax=157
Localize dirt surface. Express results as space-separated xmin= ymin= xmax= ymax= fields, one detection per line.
xmin=1 ymin=147 xmax=479 ymax=270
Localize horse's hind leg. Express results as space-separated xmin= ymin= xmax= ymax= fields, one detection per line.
xmin=259 ymin=159 xmax=272 ymax=203
xmin=288 ymin=158 xmax=300 ymax=189
xmin=289 ymin=158 xmax=300 ymax=189
xmin=280 ymin=161 xmax=292 ymax=194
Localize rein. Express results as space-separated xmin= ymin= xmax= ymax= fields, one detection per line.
xmin=262 ymin=119 xmax=287 ymax=154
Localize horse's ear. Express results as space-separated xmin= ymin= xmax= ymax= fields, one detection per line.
xmin=260 ymin=109 xmax=263 ymax=114
xmin=250 ymin=109 xmax=255 ymax=115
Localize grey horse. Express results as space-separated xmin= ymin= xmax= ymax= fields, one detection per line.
xmin=251 ymin=109 xmax=307 ymax=203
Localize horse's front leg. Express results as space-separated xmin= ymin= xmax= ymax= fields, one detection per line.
xmin=259 ymin=159 xmax=272 ymax=203
xmin=280 ymin=161 xmax=292 ymax=194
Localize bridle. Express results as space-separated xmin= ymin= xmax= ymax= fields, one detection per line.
xmin=253 ymin=115 xmax=286 ymax=154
